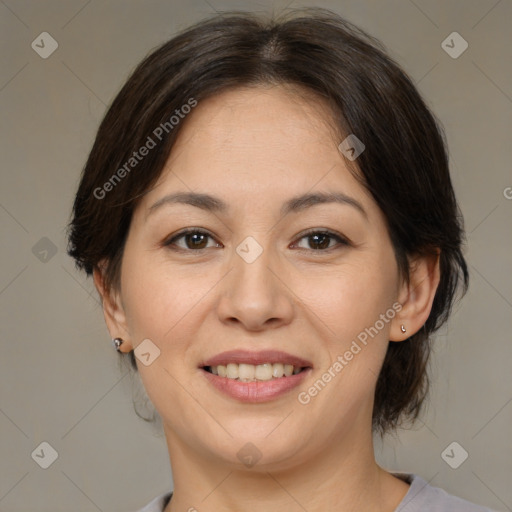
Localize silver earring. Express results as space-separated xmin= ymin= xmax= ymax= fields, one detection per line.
xmin=400 ymin=325 xmax=406 ymax=334
xmin=112 ymin=338 xmax=124 ymax=351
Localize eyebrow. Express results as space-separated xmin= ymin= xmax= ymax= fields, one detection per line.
xmin=147 ymin=191 xmax=367 ymax=220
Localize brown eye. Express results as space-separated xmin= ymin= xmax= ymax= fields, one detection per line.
xmin=293 ymin=230 xmax=349 ymax=251
xmin=182 ymin=232 xmax=209 ymax=249
xmin=164 ymin=229 xmax=220 ymax=251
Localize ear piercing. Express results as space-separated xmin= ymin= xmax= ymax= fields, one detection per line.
xmin=112 ymin=338 xmax=124 ymax=351
xmin=113 ymin=327 xmax=408 ymax=351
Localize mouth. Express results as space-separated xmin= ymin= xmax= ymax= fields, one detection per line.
xmin=199 ymin=350 xmax=313 ymax=402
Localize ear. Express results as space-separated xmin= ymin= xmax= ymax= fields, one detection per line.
xmin=93 ymin=262 xmax=133 ymax=353
xmin=389 ymin=250 xmax=441 ymax=341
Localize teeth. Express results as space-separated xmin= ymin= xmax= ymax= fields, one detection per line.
xmin=272 ymin=363 xmax=284 ymax=378
xmin=226 ymin=363 xmax=238 ymax=379
xmin=208 ymin=362 xmax=304 ymax=381
xmin=255 ymin=363 xmax=272 ymax=381
xmin=239 ymin=363 xmax=255 ymax=381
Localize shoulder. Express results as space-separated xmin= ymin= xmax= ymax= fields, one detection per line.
xmin=393 ymin=473 xmax=498 ymax=512
xmin=135 ymin=491 xmax=173 ymax=512
xmin=133 ymin=477 xmax=498 ymax=512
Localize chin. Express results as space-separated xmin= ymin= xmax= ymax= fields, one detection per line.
xmin=203 ymin=429 xmax=313 ymax=472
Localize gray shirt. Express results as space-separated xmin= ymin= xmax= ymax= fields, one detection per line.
xmin=136 ymin=473 xmax=498 ymax=511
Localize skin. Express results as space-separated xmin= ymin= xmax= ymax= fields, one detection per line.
xmin=94 ymin=84 xmax=440 ymax=512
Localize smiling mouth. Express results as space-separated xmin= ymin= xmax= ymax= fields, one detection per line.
xmin=201 ymin=358 xmax=313 ymax=402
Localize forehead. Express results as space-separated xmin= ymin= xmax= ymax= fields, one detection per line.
xmin=143 ymin=84 xmax=373 ymax=214
xmin=172 ymin=85 xmax=341 ymax=162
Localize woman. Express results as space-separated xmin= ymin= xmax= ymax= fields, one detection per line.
xmin=67 ymin=8 xmax=497 ymax=512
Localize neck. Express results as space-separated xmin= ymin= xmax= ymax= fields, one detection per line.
xmin=163 ymin=423 xmax=409 ymax=512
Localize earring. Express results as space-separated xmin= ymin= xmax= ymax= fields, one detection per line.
xmin=112 ymin=338 xmax=124 ymax=352
xmin=400 ymin=325 xmax=407 ymax=334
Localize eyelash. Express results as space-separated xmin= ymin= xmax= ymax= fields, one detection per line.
xmin=163 ymin=227 xmax=350 ymax=253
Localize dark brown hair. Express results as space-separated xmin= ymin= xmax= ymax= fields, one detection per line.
xmin=67 ymin=8 xmax=469 ymax=434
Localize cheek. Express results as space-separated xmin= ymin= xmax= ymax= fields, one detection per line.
xmin=120 ymin=249 xmax=215 ymax=346
xmin=296 ymin=255 xmax=398 ymax=347
xmin=302 ymin=251 xmax=398 ymax=411
xmin=119 ymin=254 xmax=206 ymax=420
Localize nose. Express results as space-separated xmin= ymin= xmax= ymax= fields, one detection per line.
xmin=216 ymin=241 xmax=295 ymax=332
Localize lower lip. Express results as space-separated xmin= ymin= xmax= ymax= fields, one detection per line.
xmin=201 ymin=368 xmax=312 ymax=403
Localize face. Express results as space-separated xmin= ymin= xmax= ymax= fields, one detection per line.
xmin=112 ymin=85 xmax=405 ymax=470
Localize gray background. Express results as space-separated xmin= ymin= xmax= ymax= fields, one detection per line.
xmin=1 ymin=0 xmax=511 ymax=511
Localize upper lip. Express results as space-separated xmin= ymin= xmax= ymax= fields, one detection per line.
xmin=201 ymin=350 xmax=313 ymax=368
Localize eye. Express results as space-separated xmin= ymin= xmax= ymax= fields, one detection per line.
xmin=292 ymin=229 xmax=349 ymax=252
xmin=163 ymin=228 xmax=221 ymax=251
xmin=163 ymin=228 xmax=349 ymax=253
